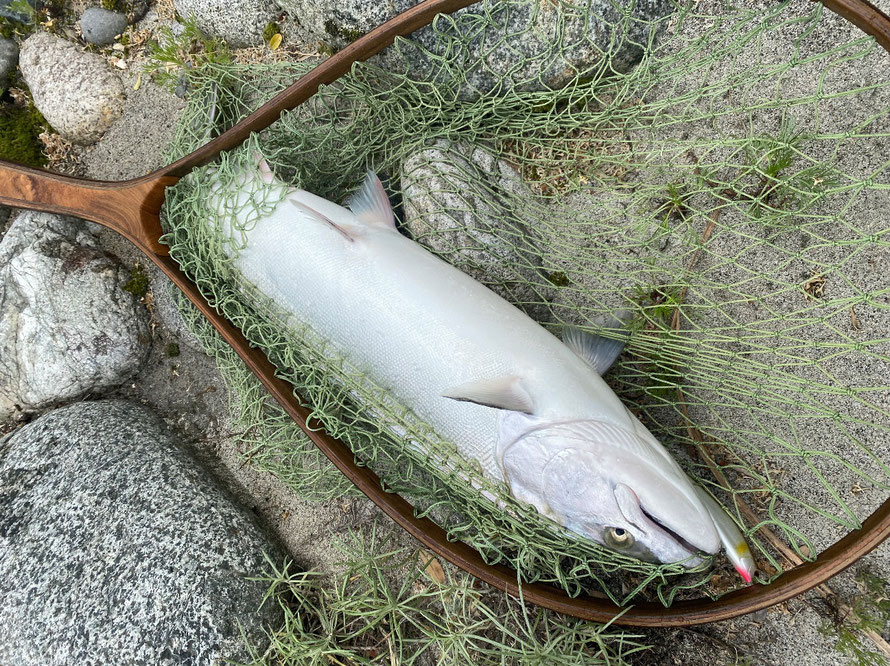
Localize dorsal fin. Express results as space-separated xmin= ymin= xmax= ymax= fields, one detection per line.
xmin=562 ymin=326 xmax=625 ymax=375
xmin=442 ymin=375 xmax=535 ymax=414
xmin=347 ymin=171 xmax=396 ymax=231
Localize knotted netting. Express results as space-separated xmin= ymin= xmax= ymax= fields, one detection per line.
xmin=159 ymin=0 xmax=890 ymax=606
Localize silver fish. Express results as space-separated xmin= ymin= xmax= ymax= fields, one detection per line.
xmin=208 ymin=156 xmax=755 ymax=581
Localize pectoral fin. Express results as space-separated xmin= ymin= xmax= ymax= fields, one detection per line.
xmin=562 ymin=325 xmax=626 ymax=375
xmin=613 ymin=483 xmax=648 ymax=533
xmin=347 ymin=171 xmax=396 ymax=231
xmin=287 ymin=197 xmax=355 ymax=242
xmin=443 ymin=375 xmax=535 ymax=414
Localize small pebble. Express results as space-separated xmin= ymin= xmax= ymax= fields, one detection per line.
xmin=80 ymin=7 xmax=128 ymax=46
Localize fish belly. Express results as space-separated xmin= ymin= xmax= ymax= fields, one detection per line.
xmin=226 ymin=197 xmax=627 ymax=481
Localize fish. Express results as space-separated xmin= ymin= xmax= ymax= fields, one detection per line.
xmin=207 ymin=155 xmax=756 ymax=581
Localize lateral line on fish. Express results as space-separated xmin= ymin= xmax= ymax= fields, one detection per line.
xmin=287 ymin=197 xmax=355 ymax=242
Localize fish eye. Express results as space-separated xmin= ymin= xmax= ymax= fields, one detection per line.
xmin=604 ymin=527 xmax=635 ymax=549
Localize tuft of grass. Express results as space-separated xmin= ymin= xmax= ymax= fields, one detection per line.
xmin=624 ymin=283 xmax=692 ymax=401
xmin=245 ymin=526 xmax=649 ymax=666
xmin=143 ymin=17 xmax=232 ymax=91
xmin=820 ymin=569 xmax=890 ymax=666
xmin=0 ymin=0 xmax=34 ymax=38
xmin=654 ymin=182 xmax=692 ymax=225
xmin=735 ymin=120 xmax=839 ymax=223
xmin=630 ymin=283 xmax=685 ymax=331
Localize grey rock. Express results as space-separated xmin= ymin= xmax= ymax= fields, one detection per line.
xmin=174 ymin=0 xmax=279 ymax=48
xmin=0 ymin=37 xmax=17 ymax=95
xmin=80 ymin=7 xmax=128 ymax=46
xmin=18 ymin=32 xmax=125 ymax=145
xmin=0 ymin=0 xmax=33 ymax=23
xmin=401 ymin=139 xmax=552 ymax=318
xmin=278 ymin=0 xmax=674 ymax=99
xmin=0 ymin=399 xmax=285 ymax=665
xmin=0 ymin=206 xmax=10 ymax=235
xmin=0 ymin=212 xmax=150 ymax=419
xmin=0 ymin=37 xmax=18 ymax=78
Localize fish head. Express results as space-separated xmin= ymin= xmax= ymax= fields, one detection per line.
xmin=498 ymin=415 xmax=720 ymax=567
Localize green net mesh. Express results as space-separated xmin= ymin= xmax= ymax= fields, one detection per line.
xmin=159 ymin=0 xmax=890 ymax=606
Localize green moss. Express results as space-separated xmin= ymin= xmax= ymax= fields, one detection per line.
xmin=100 ymin=0 xmax=126 ymax=11
xmin=546 ymin=271 xmax=570 ymax=287
xmin=122 ymin=265 xmax=150 ymax=298
xmin=165 ymin=342 xmax=181 ymax=358
xmin=323 ymin=18 xmax=363 ymax=44
xmin=0 ymin=103 xmax=48 ymax=168
xmin=316 ymin=40 xmax=336 ymax=57
xmin=261 ymin=21 xmax=279 ymax=43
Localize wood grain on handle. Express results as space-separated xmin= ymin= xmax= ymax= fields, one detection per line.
xmin=0 ymin=162 xmax=177 ymax=255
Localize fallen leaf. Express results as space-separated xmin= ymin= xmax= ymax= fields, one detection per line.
xmin=418 ymin=550 xmax=446 ymax=584
xmin=269 ymin=33 xmax=282 ymax=50
xmin=850 ymin=305 xmax=861 ymax=330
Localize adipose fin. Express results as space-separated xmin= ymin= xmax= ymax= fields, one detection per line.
xmin=562 ymin=325 xmax=626 ymax=375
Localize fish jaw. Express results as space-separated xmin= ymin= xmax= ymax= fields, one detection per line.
xmin=497 ymin=416 xmax=721 ymax=566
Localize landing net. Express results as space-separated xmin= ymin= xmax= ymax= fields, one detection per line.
xmin=160 ymin=0 xmax=890 ymax=605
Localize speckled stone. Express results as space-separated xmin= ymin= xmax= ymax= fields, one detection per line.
xmin=0 ymin=400 xmax=285 ymax=665
xmin=173 ymin=0 xmax=279 ymax=48
xmin=0 ymin=211 xmax=150 ymax=419
xmin=401 ymin=139 xmax=552 ymax=319
xmin=278 ymin=0 xmax=675 ymax=99
xmin=18 ymin=31 xmax=125 ymax=145
xmin=80 ymin=7 xmax=128 ymax=46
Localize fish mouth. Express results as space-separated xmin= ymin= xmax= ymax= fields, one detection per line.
xmin=640 ymin=505 xmax=705 ymax=561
